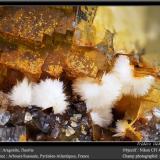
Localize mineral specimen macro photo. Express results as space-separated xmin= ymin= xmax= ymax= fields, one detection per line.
xmin=0 ymin=6 xmax=160 ymax=142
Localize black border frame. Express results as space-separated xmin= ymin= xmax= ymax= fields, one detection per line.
xmin=0 ymin=1 xmax=160 ymax=5
xmin=0 ymin=0 xmax=159 ymax=149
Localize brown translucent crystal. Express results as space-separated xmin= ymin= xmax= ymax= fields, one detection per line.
xmin=0 ymin=46 xmax=48 ymax=81
xmin=0 ymin=91 xmax=10 ymax=111
xmin=42 ymin=45 xmax=69 ymax=78
xmin=73 ymin=6 xmax=97 ymax=47
xmin=73 ymin=22 xmax=96 ymax=47
xmin=0 ymin=6 xmax=75 ymax=47
xmin=0 ymin=64 xmax=7 ymax=88
xmin=65 ymin=46 xmax=108 ymax=78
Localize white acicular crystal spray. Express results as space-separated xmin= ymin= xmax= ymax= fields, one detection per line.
xmin=9 ymin=78 xmax=32 ymax=107
xmin=73 ymin=54 xmax=155 ymax=128
xmin=90 ymin=109 xmax=113 ymax=128
xmin=114 ymin=120 xmax=130 ymax=137
xmin=73 ymin=78 xmax=102 ymax=111
xmin=32 ymin=78 xmax=68 ymax=114
xmin=73 ymin=73 xmax=122 ymax=128
xmin=113 ymin=55 xmax=155 ymax=97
